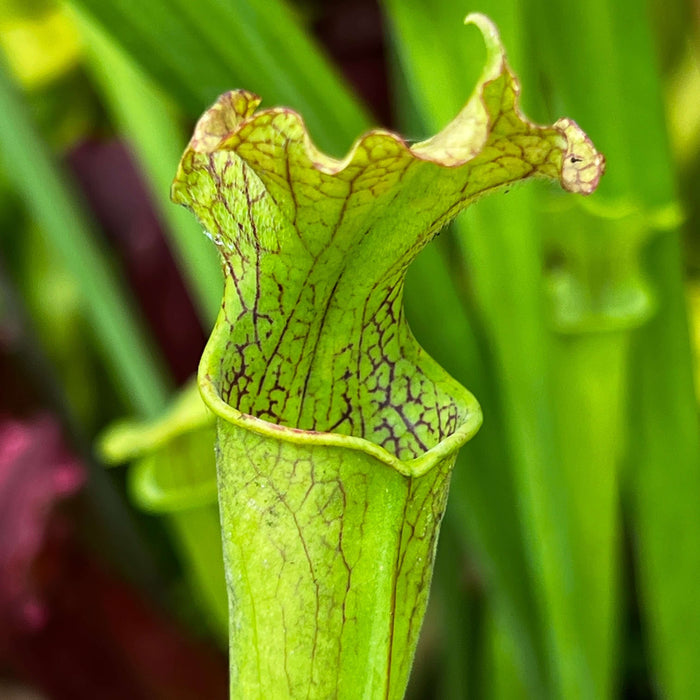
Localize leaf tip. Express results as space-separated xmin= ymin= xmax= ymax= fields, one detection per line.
xmin=555 ymin=117 xmax=606 ymax=195
xmin=463 ymin=12 xmax=505 ymax=76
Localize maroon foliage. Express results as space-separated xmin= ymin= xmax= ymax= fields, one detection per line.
xmin=0 ymin=416 xmax=226 ymax=700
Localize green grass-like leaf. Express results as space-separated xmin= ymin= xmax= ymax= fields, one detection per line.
xmin=75 ymin=12 xmax=223 ymax=326
xmin=68 ymin=0 xmax=371 ymax=155
xmin=0 ymin=52 xmax=170 ymax=417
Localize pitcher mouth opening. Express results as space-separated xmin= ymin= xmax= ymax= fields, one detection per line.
xmin=198 ymin=321 xmax=482 ymax=479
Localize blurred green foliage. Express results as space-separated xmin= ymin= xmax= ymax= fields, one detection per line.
xmin=0 ymin=0 xmax=698 ymax=698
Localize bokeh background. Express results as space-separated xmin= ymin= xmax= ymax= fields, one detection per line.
xmin=1 ymin=0 xmax=699 ymax=698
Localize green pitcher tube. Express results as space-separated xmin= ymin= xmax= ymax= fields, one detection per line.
xmin=172 ymin=15 xmax=604 ymax=698
xmin=542 ymin=203 xmax=663 ymax=698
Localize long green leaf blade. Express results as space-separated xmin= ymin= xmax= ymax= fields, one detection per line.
xmin=75 ymin=12 xmax=222 ymax=326
xmin=0 ymin=53 xmax=170 ymax=417
xmin=67 ymin=0 xmax=371 ymax=154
